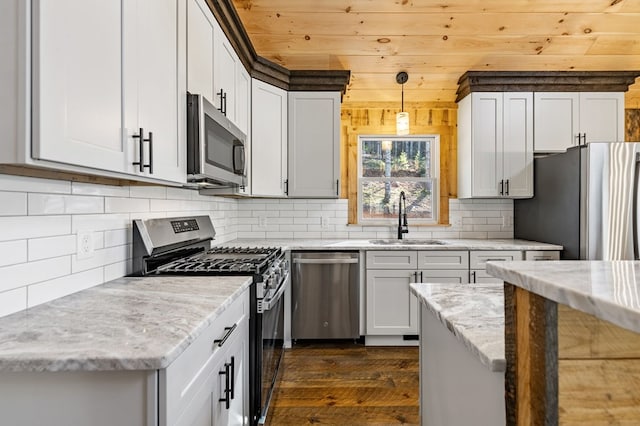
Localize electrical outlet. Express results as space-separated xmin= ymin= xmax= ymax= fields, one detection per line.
xmin=77 ymin=231 xmax=94 ymax=260
xmin=258 ymin=216 xmax=267 ymax=229
xmin=321 ymin=216 xmax=329 ymax=229
xmin=452 ymin=216 xmax=463 ymax=228
xmin=501 ymin=212 xmax=513 ymax=229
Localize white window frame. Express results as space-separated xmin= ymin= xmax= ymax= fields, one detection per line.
xmin=357 ymin=134 xmax=440 ymax=225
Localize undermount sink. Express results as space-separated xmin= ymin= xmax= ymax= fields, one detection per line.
xmin=369 ymin=239 xmax=447 ymax=246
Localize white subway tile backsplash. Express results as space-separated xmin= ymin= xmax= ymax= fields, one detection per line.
xmin=279 ymin=210 xmax=308 ymax=218
xmin=293 ymin=231 xmax=322 ymax=239
xmin=0 ymin=192 xmax=27 ymax=215
xmin=71 ymin=245 xmax=129 ymax=274
xmin=0 ymin=174 xmax=71 ymax=194
xmin=0 ymin=240 xmax=27 ymax=267
xmin=72 ymin=213 xmax=130 ymax=233
xmin=28 ymin=194 xmax=104 ymax=215
xmin=72 ymin=182 xmax=130 ymax=197
xmin=0 ymin=216 xmax=71 ymax=242
xmin=105 ymin=197 xmax=150 ymax=213
xmin=28 ymin=268 xmax=103 ymax=308
xmin=28 ymin=235 xmax=76 ymax=261
xmin=0 ymin=287 xmax=27 ymax=317
xmin=237 ymin=231 xmax=266 ymax=239
xmin=0 ymin=173 xmax=240 ymax=317
xmin=459 ymin=232 xmax=489 ymax=239
xmin=129 ymin=186 xmax=167 ymax=199
xmin=104 ymin=229 xmax=130 ymax=248
xmin=0 ymin=256 xmax=71 ymax=293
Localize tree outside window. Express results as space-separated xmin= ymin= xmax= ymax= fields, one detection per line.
xmin=358 ymin=135 xmax=439 ymax=224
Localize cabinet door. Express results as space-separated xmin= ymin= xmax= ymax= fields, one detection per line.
xmin=470 ymin=269 xmax=503 ymax=284
xmin=287 ymin=92 xmax=341 ymax=197
xmin=502 ymin=92 xmax=533 ymax=197
xmin=251 ymin=79 xmax=288 ymax=197
xmin=471 ymin=93 xmax=502 ymax=197
xmin=524 ymin=250 xmax=560 ymax=261
xmin=124 ymin=0 xmax=186 ymax=183
xmin=32 ymin=0 xmax=127 ymax=172
xmin=214 ymin=25 xmax=237 ymax=123
xmin=187 ymin=0 xmax=215 ymax=101
xmin=236 ymin=67 xmax=251 ymax=195
xmin=534 ymin=92 xmax=580 ymax=153
xmin=366 ymin=269 xmax=418 ymax=334
xmin=579 ymin=92 xmax=625 ymax=143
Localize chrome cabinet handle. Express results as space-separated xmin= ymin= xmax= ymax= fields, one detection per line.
xmin=214 ymin=323 xmax=237 ymax=347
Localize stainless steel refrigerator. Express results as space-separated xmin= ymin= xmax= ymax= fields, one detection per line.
xmin=514 ymin=142 xmax=640 ymax=260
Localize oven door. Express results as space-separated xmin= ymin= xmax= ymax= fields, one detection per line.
xmin=258 ymin=272 xmax=289 ymax=424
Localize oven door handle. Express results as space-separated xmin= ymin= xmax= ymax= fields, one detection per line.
xmin=262 ymin=272 xmax=290 ymax=311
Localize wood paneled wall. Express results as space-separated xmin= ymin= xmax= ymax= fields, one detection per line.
xmin=627 ymin=109 xmax=640 ymax=141
xmin=340 ymin=102 xmax=458 ymax=225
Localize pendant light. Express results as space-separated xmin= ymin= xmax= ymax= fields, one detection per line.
xmin=396 ymin=71 xmax=409 ymax=135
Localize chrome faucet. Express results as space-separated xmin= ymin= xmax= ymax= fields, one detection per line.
xmin=397 ymin=191 xmax=409 ymax=239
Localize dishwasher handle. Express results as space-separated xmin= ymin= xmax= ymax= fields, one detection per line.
xmin=293 ymin=258 xmax=359 ymax=264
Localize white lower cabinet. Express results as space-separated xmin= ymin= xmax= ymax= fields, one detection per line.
xmin=162 ymin=289 xmax=249 ymax=426
xmin=365 ymin=251 xmax=469 ymax=339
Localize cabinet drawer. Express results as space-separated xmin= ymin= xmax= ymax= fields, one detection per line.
xmin=470 ymin=269 xmax=503 ymax=284
xmin=366 ymin=251 xmax=417 ymax=269
xmin=162 ymin=290 xmax=248 ymax=424
xmin=525 ymin=250 xmax=560 ymax=261
xmin=420 ymin=269 xmax=468 ymax=284
xmin=469 ymin=250 xmax=523 ymax=269
xmin=417 ymin=250 xmax=469 ymax=270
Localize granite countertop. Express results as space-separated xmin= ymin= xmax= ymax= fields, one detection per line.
xmin=222 ymin=238 xmax=562 ymax=251
xmin=410 ymin=283 xmax=505 ymax=372
xmin=0 ymin=275 xmax=252 ymax=372
xmin=487 ymin=260 xmax=640 ymax=334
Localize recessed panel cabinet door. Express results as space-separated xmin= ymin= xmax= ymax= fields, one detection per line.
xmin=471 ymin=93 xmax=502 ymax=197
xmin=32 ymin=0 xmax=127 ymax=171
xmin=124 ymin=0 xmax=186 ymax=183
xmin=366 ymin=269 xmax=418 ymax=335
xmin=503 ymin=92 xmax=533 ymax=197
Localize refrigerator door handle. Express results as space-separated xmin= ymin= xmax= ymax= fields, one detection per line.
xmin=633 ymin=152 xmax=640 ymax=260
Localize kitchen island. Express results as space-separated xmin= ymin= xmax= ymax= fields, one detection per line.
xmin=487 ymin=260 xmax=640 ymax=425
xmin=410 ymin=282 xmax=506 ymax=426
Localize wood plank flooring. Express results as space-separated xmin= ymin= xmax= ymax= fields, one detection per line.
xmin=265 ymin=342 xmax=419 ymax=425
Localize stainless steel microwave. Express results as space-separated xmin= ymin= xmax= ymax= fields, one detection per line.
xmin=187 ymin=93 xmax=246 ymax=187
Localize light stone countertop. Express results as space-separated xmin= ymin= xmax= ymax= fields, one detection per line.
xmin=222 ymin=238 xmax=562 ymax=251
xmin=410 ymin=283 xmax=505 ymax=372
xmin=0 ymin=275 xmax=252 ymax=372
xmin=487 ymin=260 xmax=640 ymax=334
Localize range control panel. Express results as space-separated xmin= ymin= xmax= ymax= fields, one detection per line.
xmin=171 ymin=219 xmax=200 ymax=234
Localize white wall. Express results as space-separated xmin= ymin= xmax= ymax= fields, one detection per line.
xmin=236 ymin=198 xmax=514 ymax=240
xmin=0 ymin=174 xmax=238 ymax=317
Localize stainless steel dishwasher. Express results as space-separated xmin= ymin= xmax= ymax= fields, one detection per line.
xmin=291 ymin=251 xmax=359 ymax=339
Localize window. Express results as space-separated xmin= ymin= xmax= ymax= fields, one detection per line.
xmin=358 ymin=135 xmax=439 ymax=224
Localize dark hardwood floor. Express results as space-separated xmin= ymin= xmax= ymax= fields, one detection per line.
xmin=265 ymin=342 xmax=419 ymax=425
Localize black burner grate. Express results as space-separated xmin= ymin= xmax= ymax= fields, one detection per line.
xmin=157 ymin=246 xmax=281 ymax=274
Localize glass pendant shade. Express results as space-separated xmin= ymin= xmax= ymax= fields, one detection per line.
xmin=395 ymin=71 xmax=409 ymax=135
xmin=396 ymin=111 xmax=409 ymax=135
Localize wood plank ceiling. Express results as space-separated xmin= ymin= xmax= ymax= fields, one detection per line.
xmin=231 ymin=0 xmax=640 ymax=108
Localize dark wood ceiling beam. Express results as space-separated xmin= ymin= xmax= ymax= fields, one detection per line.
xmin=456 ymin=71 xmax=640 ymax=102
xmin=205 ymin=0 xmax=350 ymax=95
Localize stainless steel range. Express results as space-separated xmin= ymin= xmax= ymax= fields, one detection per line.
xmin=131 ymin=216 xmax=288 ymax=426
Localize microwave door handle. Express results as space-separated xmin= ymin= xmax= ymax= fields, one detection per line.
xmin=233 ymin=142 xmax=245 ymax=174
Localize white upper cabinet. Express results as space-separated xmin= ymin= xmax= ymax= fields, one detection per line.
xmin=534 ymin=92 xmax=624 ymax=153
xmin=123 ymin=0 xmax=186 ymax=183
xmin=31 ymin=0 xmax=126 ymax=173
xmin=251 ymin=79 xmax=287 ymax=197
xmin=187 ymin=0 xmax=215 ymax=101
xmin=458 ymin=92 xmax=533 ymax=198
xmin=287 ymin=92 xmax=341 ymax=198
xmin=213 ymin=25 xmax=238 ymax=124
xmin=23 ymin=0 xmax=186 ymax=183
